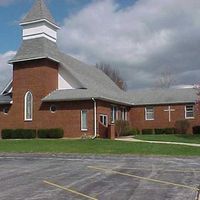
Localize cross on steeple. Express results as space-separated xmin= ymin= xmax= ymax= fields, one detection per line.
xmin=164 ymin=106 xmax=175 ymax=122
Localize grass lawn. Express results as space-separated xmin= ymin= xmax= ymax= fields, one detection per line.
xmin=134 ymin=134 xmax=200 ymax=144
xmin=0 ymin=139 xmax=200 ymax=156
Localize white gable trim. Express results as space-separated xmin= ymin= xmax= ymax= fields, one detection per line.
xmin=58 ymin=66 xmax=82 ymax=90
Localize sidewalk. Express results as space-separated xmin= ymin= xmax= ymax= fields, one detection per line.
xmin=115 ymin=136 xmax=200 ymax=147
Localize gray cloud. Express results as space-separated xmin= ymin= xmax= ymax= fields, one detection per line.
xmin=58 ymin=0 xmax=200 ymax=89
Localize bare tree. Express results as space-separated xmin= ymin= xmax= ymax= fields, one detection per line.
xmin=96 ymin=62 xmax=127 ymax=91
xmin=195 ymin=185 xmax=200 ymax=200
xmin=155 ymin=70 xmax=175 ymax=88
xmin=194 ymin=83 xmax=200 ymax=112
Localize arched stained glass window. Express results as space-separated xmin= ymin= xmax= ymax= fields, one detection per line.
xmin=24 ymin=91 xmax=33 ymax=121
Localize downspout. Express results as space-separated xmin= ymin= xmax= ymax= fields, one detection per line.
xmin=92 ymin=98 xmax=97 ymax=139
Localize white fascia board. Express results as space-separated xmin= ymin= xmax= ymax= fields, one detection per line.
xmin=42 ymin=96 xmax=132 ymax=106
xmin=132 ymin=101 xmax=195 ymax=106
xmin=98 ymin=97 xmax=132 ymax=106
xmin=41 ymin=97 xmax=93 ymax=102
xmin=22 ymin=22 xmax=57 ymax=42
xmin=20 ymin=19 xmax=60 ymax=30
xmin=23 ymin=33 xmax=56 ymax=43
xmin=9 ymin=56 xmax=60 ymax=64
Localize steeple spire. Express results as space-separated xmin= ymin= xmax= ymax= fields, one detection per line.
xmin=21 ymin=0 xmax=57 ymax=26
xmin=20 ymin=0 xmax=60 ymax=43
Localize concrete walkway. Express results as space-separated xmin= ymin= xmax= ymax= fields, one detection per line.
xmin=115 ymin=136 xmax=200 ymax=147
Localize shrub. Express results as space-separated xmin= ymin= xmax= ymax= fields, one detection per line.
xmin=123 ymin=128 xmax=140 ymax=136
xmin=175 ymin=120 xmax=190 ymax=134
xmin=154 ymin=128 xmax=176 ymax=135
xmin=164 ymin=128 xmax=176 ymax=134
xmin=142 ymin=129 xmax=154 ymax=135
xmin=1 ymin=129 xmax=13 ymax=139
xmin=1 ymin=129 xmax=36 ymax=139
xmin=154 ymin=129 xmax=165 ymax=135
xmin=37 ymin=128 xmax=64 ymax=139
xmin=193 ymin=126 xmax=200 ymax=134
xmin=115 ymin=120 xmax=129 ymax=137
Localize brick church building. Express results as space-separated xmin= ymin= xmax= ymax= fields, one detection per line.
xmin=0 ymin=0 xmax=199 ymax=138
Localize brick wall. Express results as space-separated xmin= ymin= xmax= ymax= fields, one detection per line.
xmin=0 ymin=56 xmax=120 ymax=138
xmin=96 ymin=100 xmax=112 ymax=137
xmin=2 ymin=57 xmax=198 ymax=137
xmin=0 ymin=59 xmax=94 ymax=137
xmin=130 ymin=103 xmax=200 ymax=134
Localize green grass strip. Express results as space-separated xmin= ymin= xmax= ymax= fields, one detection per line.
xmin=0 ymin=139 xmax=199 ymax=156
xmin=135 ymin=134 xmax=200 ymax=144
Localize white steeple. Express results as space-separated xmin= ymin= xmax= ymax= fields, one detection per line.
xmin=20 ymin=0 xmax=60 ymax=43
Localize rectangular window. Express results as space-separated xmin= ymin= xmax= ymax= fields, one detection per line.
xmin=100 ymin=114 xmax=108 ymax=127
xmin=81 ymin=110 xmax=87 ymax=131
xmin=185 ymin=105 xmax=194 ymax=119
xmin=111 ymin=106 xmax=117 ymax=123
xmin=125 ymin=108 xmax=128 ymax=120
xmin=145 ymin=106 xmax=154 ymax=120
xmin=121 ymin=108 xmax=128 ymax=121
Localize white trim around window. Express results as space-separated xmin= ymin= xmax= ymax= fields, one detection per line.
xmin=185 ymin=105 xmax=195 ymax=119
xmin=111 ymin=106 xmax=117 ymax=123
xmin=24 ymin=91 xmax=33 ymax=121
xmin=145 ymin=106 xmax=154 ymax=121
xmin=100 ymin=114 xmax=108 ymax=127
xmin=81 ymin=110 xmax=88 ymax=131
xmin=121 ymin=107 xmax=128 ymax=121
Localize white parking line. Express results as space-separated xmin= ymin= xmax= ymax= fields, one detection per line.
xmin=88 ymin=166 xmax=198 ymax=191
xmin=44 ymin=180 xmax=98 ymax=200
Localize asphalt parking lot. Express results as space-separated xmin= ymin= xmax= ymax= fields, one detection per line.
xmin=0 ymin=154 xmax=200 ymax=200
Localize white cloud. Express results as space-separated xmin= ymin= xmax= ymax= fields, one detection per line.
xmin=0 ymin=51 xmax=16 ymax=92
xmin=58 ymin=0 xmax=200 ymax=89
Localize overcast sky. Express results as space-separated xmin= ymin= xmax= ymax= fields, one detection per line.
xmin=0 ymin=0 xmax=199 ymax=91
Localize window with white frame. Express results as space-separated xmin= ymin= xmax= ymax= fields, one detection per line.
xmin=121 ymin=108 xmax=128 ymax=121
xmin=24 ymin=91 xmax=33 ymax=121
xmin=145 ymin=106 xmax=154 ymax=120
xmin=185 ymin=105 xmax=194 ymax=119
xmin=81 ymin=110 xmax=88 ymax=131
xmin=111 ymin=106 xmax=117 ymax=123
xmin=100 ymin=114 xmax=108 ymax=127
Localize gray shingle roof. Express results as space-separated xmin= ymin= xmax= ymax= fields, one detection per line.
xmin=42 ymin=89 xmax=131 ymax=105
xmin=9 ymin=38 xmax=198 ymax=106
xmin=0 ymin=95 xmax=12 ymax=104
xmin=1 ymin=80 xmax=12 ymax=95
xmin=21 ymin=0 xmax=57 ymax=25
xmin=42 ymin=89 xmax=98 ymax=102
xmin=9 ymin=37 xmax=61 ymax=63
xmin=127 ymin=88 xmax=198 ymax=105
xmin=10 ymin=37 xmax=131 ymax=105
xmin=7 ymin=0 xmax=199 ymax=108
